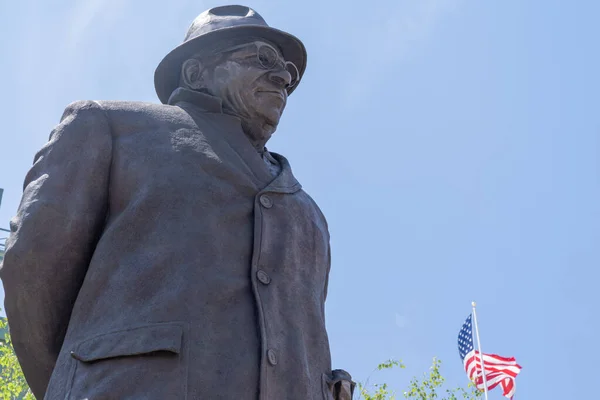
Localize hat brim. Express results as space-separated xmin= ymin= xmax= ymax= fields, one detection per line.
xmin=154 ymin=25 xmax=307 ymax=104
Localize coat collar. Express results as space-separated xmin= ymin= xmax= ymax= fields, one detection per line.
xmin=263 ymin=152 xmax=302 ymax=194
xmin=169 ymin=88 xmax=301 ymax=194
xmin=167 ymin=87 xmax=224 ymax=113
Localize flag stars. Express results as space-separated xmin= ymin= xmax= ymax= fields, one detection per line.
xmin=457 ymin=315 xmax=474 ymax=360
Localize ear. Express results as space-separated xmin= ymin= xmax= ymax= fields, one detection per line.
xmin=181 ymin=58 xmax=205 ymax=90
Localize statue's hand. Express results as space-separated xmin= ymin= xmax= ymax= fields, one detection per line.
xmin=325 ymin=369 xmax=355 ymax=400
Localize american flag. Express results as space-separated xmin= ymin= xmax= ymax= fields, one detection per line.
xmin=458 ymin=314 xmax=522 ymax=399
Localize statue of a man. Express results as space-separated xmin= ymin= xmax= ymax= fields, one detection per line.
xmin=0 ymin=5 xmax=353 ymax=400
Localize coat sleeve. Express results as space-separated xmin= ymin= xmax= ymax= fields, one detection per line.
xmin=324 ymin=242 xmax=332 ymax=301
xmin=0 ymin=100 xmax=112 ymax=398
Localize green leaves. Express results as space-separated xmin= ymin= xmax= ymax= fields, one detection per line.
xmin=378 ymin=359 xmax=406 ymax=371
xmin=359 ymin=357 xmax=483 ymax=400
xmin=358 ymin=359 xmax=405 ymax=400
xmin=0 ymin=314 xmax=34 ymax=400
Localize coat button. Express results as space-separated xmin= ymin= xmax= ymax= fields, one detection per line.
xmin=257 ymin=270 xmax=271 ymax=285
xmin=267 ymin=349 xmax=278 ymax=365
xmin=260 ymin=195 xmax=273 ymax=208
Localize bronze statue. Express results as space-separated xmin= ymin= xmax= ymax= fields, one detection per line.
xmin=0 ymin=5 xmax=353 ymax=399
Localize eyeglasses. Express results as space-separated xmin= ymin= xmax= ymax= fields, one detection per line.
xmin=219 ymin=41 xmax=300 ymax=89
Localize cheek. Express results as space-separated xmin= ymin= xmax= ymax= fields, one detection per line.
xmin=213 ymin=64 xmax=242 ymax=86
xmin=217 ymin=66 xmax=259 ymax=98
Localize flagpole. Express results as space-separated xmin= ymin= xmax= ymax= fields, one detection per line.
xmin=472 ymin=302 xmax=489 ymax=400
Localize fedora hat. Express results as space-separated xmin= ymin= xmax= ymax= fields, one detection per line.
xmin=154 ymin=5 xmax=307 ymax=104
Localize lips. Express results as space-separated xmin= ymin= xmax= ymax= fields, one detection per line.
xmin=258 ymin=90 xmax=285 ymax=100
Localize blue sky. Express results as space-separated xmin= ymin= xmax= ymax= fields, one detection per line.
xmin=1 ymin=1 xmax=599 ymax=398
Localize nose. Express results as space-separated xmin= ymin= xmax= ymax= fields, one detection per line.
xmin=268 ymin=68 xmax=292 ymax=88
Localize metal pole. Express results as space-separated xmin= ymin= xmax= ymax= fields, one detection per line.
xmin=472 ymin=302 xmax=489 ymax=400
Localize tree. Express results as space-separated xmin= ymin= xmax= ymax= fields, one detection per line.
xmin=358 ymin=358 xmax=483 ymax=400
xmin=0 ymin=316 xmax=34 ymax=400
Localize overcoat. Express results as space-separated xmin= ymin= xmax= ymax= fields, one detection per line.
xmin=0 ymin=88 xmax=342 ymax=399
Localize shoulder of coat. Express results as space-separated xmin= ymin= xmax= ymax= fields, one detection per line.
xmin=91 ymin=100 xmax=181 ymax=116
xmin=75 ymin=100 xmax=195 ymax=135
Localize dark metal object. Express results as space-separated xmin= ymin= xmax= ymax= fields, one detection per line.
xmin=0 ymin=5 xmax=353 ymax=399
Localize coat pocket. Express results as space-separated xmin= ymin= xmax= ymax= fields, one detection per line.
xmin=67 ymin=323 xmax=187 ymax=400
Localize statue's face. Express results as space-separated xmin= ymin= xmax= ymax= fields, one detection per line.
xmin=184 ymin=40 xmax=299 ymax=148
xmin=213 ymin=41 xmax=297 ymax=126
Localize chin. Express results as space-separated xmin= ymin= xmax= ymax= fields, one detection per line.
xmin=262 ymin=109 xmax=283 ymax=128
xmin=261 ymin=121 xmax=277 ymax=138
